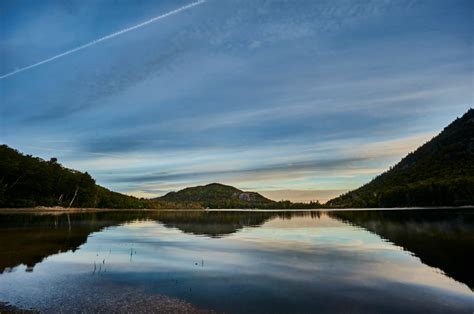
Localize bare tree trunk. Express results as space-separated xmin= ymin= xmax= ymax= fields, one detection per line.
xmin=7 ymin=175 xmax=22 ymax=190
xmin=69 ymin=186 xmax=79 ymax=208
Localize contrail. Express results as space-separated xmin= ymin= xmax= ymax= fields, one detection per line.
xmin=0 ymin=0 xmax=206 ymax=80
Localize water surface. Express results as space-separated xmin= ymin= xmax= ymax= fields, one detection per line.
xmin=0 ymin=209 xmax=473 ymax=313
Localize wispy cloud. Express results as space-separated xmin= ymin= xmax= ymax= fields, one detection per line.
xmin=0 ymin=0 xmax=206 ymax=79
xmin=1 ymin=0 xmax=472 ymax=198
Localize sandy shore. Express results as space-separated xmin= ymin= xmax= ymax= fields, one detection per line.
xmin=0 ymin=295 xmax=213 ymax=313
xmin=0 ymin=282 xmax=215 ymax=313
xmin=0 ymin=206 xmax=472 ymax=214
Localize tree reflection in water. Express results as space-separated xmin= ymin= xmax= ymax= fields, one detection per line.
xmin=0 ymin=209 xmax=472 ymax=290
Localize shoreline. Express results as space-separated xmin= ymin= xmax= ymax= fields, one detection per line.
xmin=0 ymin=207 xmax=206 ymax=214
xmin=0 ymin=292 xmax=214 ymax=313
xmin=0 ymin=205 xmax=473 ymax=214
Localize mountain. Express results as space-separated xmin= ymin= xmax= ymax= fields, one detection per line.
xmin=328 ymin=109 xmax=474 ymax=208
xmin=158 ymin=183 xmax=324 ymax=209
xmin=0 ymin=145 xmax=199 ymax=209
xmin=157 ymin=183 xmax=276 ymax=208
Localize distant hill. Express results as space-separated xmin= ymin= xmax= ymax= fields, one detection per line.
xmin=157 ymin=183 xmax=276 ymax=208
xmin=328 ymin=109 xmax=474 ymax=207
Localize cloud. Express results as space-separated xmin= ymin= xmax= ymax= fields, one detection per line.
xmin=0 ymin=0 xmax=206 ymax=79
xmin=103 ymin=156 xmax=370 ymax=184
xmin=1 ymin=0 xmax=472 ymax=198
xmin=85 ymin=130 xmax=435 ymax=198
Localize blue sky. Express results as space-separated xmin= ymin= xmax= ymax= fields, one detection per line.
xmin=1 ymin=0 xmax=472 ymax=202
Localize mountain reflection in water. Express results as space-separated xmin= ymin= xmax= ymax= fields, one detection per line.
xmin=0 ymin=209 xmax=472 ymax=289
xmin=0 ymin=211 xmax=317 ymax=272
xmin=330 ymin=209 xmax=474 ymax=289
xmin=0 ymin=211 xmax=266 ymax=272
xmin=0 ymin=209 xmax=473 ymax=313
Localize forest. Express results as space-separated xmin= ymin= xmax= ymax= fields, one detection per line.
xmin=327 ymin=109 xmax=474 ymax=207
xmin=0 ymin=145 xmax=199 ymax=209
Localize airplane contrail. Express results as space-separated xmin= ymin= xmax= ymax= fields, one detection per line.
xmin=0 ymin=0 xmax=206 ymax=80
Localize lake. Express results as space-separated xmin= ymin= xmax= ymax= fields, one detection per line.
xmin=0 ymin=209 xmax=473 ymax=313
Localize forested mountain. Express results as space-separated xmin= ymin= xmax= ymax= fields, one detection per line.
xmin=158 ymin=183 xmax=274 ymax=208
xmin=328 ymin=109 xmax=474 ymax=207
xmin=0 ymin=145 xmax=198 ymax=209
xmin=157 ymin=183 xmax=323 ymax=209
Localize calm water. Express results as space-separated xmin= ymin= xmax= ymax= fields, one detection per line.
xmin=0 ymin=209 xmax=473 ymax=313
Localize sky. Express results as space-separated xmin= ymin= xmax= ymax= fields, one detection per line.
xmin=0 ymin=0 xmax=472 ymax=202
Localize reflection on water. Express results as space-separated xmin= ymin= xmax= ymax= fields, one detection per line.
xmin=330 ymin=209 xmax=474 ymax=289
xmin=0 ymin=209 xmax=473 ymax=313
